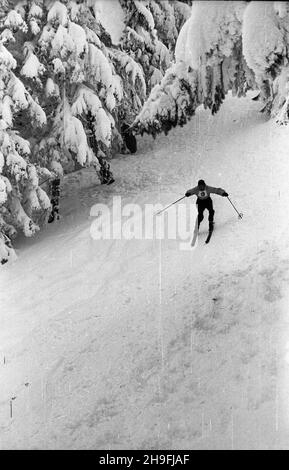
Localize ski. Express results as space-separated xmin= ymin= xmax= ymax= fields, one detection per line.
xmin=205 ymin=224 xmax=214 ymax=244
xmin=205 ymin=230 xmax=213 ymax=244
xmin=190 ymin=217 xmax=199 ymax=247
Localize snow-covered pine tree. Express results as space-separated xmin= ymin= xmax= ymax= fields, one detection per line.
xmin=119 ymin=0 xmax=190 ymax=103
xmin=92 ymin=0 xmax=190 ymax=150
xmin=133 ymin=61 xmax=199 ymax=138
xmin=133 ymin=1 xmax=255 ymax=137
xmin=242 ymin=1 xmax=289 ymax=122
xmin=0 ymin=36 xmax=49 ymax=264
xmin=3 ymin=1 xmax=126 ymax=176
xmin=120 ymin=0 xmax=167 ymax=95
xmin=32 ymin=1 xmax=117 ymax=175
xmin=0 ymin=0 xmax=193 ymax=263
xmin=0 ymin=0 xmax=119 ymax=262
xmin=149 ymin=1 xmax=191 ymax=53
xmin=3 ymin=0 xmax=190 ymax=176
xmin=109 ymin=48 xmax=146 ymax=132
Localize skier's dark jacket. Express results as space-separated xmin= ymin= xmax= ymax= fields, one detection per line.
xmin=186 ymin=185 xmax=227 ymax=200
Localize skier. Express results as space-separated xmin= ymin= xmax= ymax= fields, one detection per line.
xmin=185 ymin=179 xmax=228 ymax=230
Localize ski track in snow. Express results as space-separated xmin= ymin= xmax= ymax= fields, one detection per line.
xmin=1 ymin=95 xmax=289 ymax=449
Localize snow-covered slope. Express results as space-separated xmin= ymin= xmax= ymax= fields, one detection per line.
xmin=1 ymin=94 xmax=289 ymax=449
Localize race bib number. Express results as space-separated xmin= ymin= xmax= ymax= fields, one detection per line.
xmin=198 ymin=190 xmax=208 ymax=198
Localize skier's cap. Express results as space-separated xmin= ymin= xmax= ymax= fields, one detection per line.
xmin=198 ymin=179 xmax=205 ymax=186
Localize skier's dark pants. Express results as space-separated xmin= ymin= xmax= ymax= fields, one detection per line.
xmin=197 ymin=197 xmax=215 ymax=227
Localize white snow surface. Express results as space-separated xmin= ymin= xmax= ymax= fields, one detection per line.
xmin=1 ymin=95 xmax=289 ymax=449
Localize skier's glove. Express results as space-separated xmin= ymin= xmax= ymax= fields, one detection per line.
xmin=222 ymin=192 xmax=228 ymax=197
xmin=185 ymin=191 xmax=191 ymax=197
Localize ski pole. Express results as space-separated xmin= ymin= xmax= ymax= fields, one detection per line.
xmin=227 ymin=196 xmax=243 ymax=219
xmin=155 ymin=196 xmax=186 ymax=216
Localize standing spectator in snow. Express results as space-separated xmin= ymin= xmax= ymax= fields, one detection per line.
xmin=185 ymin=179 xmax=228 ymax=229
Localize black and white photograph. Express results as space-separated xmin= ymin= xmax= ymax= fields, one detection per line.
xmin=1 ymin=0 xmax=289 ymax=453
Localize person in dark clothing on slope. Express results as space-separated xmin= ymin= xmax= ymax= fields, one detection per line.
xmin=185 ymin=179 xmax=228 ymax=230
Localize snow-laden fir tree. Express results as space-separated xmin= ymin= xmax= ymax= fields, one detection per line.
xmin=242 ymin=1 xmax=289 ymax=122
xmin=1 ymin=0 xmax=189 ymax=264
xmin=134 ymin=0 xmax=289 ymax=135
xmin=133 ymin=0 xmax=255 ymax=137
xmin=149 ymin=0 xmax=192 ymax=52
xmin=0 ymin=0 xmax=118 ymax=263
xmin=86 ymin=0 xmax=191 ymax=141
xmin=2 ymin=1 xmax=189 ymax=171
xmin=120 ymin=0 xmax=170 ymax=95
xmin=0 ymin=36 xmax=49 ymax=264
xmin=117 ymin=0 xmax=191 ymax=122
xmin=21 ymin=1 xmax=118 ymax=173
